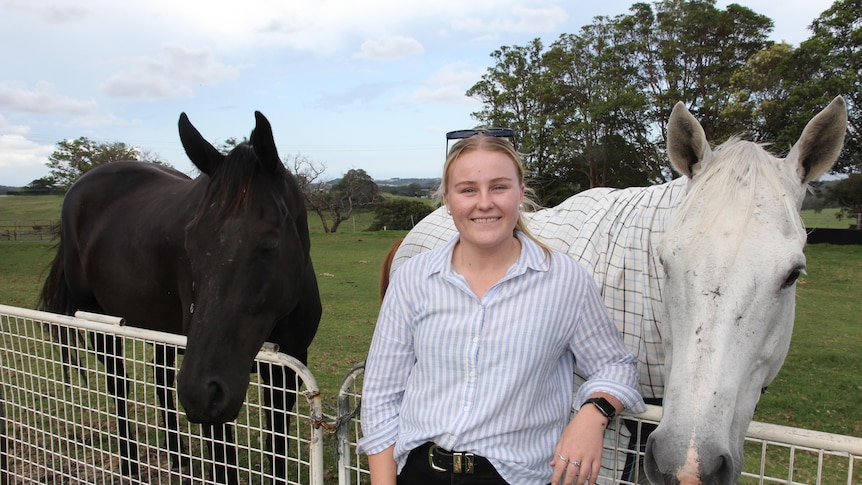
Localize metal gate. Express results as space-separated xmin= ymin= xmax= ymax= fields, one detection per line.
xmin=0 ymin=304 xmax=325 ymax=484
xmin=334 ymin=370 xmax=862 ymax=485
xmin=2 ymin=304 xmax=861 ymax=484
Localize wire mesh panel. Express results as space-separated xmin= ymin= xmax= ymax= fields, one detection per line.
xmin=0 ymin=304 xmax=325 ymax=485
xmin=336 ymin=366 xmax=862 ymax=485
xmin=336 ymin=362 xmax=367 ymax=485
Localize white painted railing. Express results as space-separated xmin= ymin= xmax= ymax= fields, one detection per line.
xmin=0 ymin=304 xmax=325 ymax=484
xmin=2 ymin=304 xmax=860 ymax=485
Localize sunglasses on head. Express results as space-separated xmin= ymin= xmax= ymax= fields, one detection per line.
xmin=445 ymin=128 xmax=516 ymax=154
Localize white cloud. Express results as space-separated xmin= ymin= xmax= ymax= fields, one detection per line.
xmin=0 ymin=81 xmax=97 ymax=115
xmin=0 ymin=132 xmax=54 ymax=185
xmin=0 ymin=134 xmax=51 ymax=168
xmin=411 ymin=85 xmax=480 ymax=105
xmin=0 ymin=1 xmax=92 ymax=23
xmin=353 ymin=36 xmax=425 ymax=60
xmin=451 ymin=5 xmax=568 ymax=34
xmin=101 ymin=44 xmax=240 ymax=99
xmin=427 ymin=62 xmax=486 ymax=85
xmin=410 ymin=63 xmax=487 ymax=105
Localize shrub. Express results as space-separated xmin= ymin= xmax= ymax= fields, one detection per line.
xmin=367 ymin=199 xmax=435 ymax=231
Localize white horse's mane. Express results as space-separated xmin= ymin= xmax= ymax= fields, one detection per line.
xmin=668 ymin=138 xmax=807 ymax=260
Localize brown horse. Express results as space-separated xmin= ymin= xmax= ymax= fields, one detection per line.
xmin=39 ymin=111 xmax=321 ymax=484
xmin=379 ymin=237 xmax=403 ymax=303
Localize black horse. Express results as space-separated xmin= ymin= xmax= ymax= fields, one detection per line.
xmin=39 ymin=111 xmax=322 ymax=484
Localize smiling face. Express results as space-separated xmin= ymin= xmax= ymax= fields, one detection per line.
xmin=443 ymin=147 xmax=525 ymax=253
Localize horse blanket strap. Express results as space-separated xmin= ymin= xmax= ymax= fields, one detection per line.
xmin=421 ymin=442 xmax=496 ymax=475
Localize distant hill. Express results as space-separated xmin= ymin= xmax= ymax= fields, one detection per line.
xmin=374 ymin=177 xmax=440 ymax=188
xmin=0 ymin=186 xmax=24 ymax=195
xmin=324 ymin=177 xmax=440 ymax=188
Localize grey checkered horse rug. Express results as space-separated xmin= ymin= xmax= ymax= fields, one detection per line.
xmin=384 ymin=97 xmax=847 ymax=484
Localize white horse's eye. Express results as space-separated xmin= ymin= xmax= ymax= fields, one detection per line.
xmin=781 ymin=267 xmax=805 ymax=289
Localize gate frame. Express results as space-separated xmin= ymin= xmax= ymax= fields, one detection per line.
xmin=0 ymin=303 xmax=326 ymax=485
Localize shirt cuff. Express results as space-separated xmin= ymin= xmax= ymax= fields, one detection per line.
xmin=574 ymin=379 xmax=647 ymax=414
xmin=357 ymin=418 xmax=398 ymax=456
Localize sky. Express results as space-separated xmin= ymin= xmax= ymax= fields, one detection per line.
xmin=0 ymin=0 xmax=838 ymax=187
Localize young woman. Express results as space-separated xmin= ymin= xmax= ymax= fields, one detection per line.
xmin=359 ymin=132 xmax=645 ymax=485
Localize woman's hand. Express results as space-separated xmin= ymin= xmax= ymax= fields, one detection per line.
xmin=550 ymin=395 xmax=620 ymax=485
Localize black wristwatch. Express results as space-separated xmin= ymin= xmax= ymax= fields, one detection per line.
xmin=584 ymin=397 xmax=616 ymax=420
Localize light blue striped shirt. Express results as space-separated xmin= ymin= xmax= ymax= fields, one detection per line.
xmin=359 ymin=232 xmax=645 ymax=484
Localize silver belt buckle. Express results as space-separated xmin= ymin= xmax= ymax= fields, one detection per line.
xmin=453 ymin=451 xmax=474 ymax=474
xmin=428 ymin=444 xmax=446 ymax=472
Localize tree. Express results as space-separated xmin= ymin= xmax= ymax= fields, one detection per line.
xmin=824 ymin=174 xmax=862 ymax=229
xmin=466 ymin=0 xmax=773 ymax=204
xmin=289 ymin=153 xmax=382 ymax=233
xmin=622 ymin=0 xmax=772 ymax=142
xmin=368 ymin=198 xmax=435 ymax=231
xmin=784 ymin=0 xmax=861 ymax=174
xmin=25 ymin=176 xmax=58 ymax=192
xmin=46 ymin=137 xmax=168 ymax=190
xmin=467 ymin=39 xmax=565 ymax=203
xmin=542 ymin=23 xmax=660 ymax=196
xmin=725 ymin=42 xmax=797 ymax=142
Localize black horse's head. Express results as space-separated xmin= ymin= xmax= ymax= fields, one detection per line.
xmin=174 ymin=111 xmax=313 ymax=424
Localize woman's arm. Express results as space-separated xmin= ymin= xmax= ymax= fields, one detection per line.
xmin=368 ymin=444 xmax=397 ymax=485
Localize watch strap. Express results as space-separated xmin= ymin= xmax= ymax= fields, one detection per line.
xmin=584 ymin=397 xmax=616 ymax=420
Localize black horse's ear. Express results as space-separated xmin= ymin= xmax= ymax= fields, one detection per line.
xmin=251 ymin=111 xmax=282 ymax=173
xmin=178 ymin=112 xmax=224 ymax=176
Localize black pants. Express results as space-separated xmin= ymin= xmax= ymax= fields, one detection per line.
xmin=397 ymin=443 xmax=510 ymax=485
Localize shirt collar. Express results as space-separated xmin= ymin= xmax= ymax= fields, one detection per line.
xmin=426 ymin=230 xmax=551 ymax=279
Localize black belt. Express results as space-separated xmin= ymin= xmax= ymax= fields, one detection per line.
xmin=415 ymin=442 xmax=498 ymax=475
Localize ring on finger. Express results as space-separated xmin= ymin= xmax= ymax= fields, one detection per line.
xmin=569 ymin=460 xmax=581 ymax=467
xmin=558 ymin=454 xmax=569 ymax=463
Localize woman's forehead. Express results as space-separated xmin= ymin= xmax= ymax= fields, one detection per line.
xmin=449 ymin=149 xmax=518 ymax=178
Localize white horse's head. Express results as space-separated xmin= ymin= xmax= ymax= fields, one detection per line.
xmin=645 ymin=97 xmax=847 ymax=485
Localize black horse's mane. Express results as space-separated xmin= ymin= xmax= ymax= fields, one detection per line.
xmin=199 ymin=141 xmax=287 ymax=219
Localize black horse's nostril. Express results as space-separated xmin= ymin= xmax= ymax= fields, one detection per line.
xmin=179 ymin=375 xmax=235 ymax=424
xmin=199 ymin=378 xmax=232 ymax=421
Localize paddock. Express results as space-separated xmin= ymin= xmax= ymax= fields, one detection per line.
xmin=1 ymin=304 xmax=860 ymax=484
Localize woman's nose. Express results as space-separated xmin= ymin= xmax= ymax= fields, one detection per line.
xmin=477 ymin=190 xmax=494 ymax=208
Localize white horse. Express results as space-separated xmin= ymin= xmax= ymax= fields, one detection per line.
xmin=386 ymin=97 xmax=847 ymax=484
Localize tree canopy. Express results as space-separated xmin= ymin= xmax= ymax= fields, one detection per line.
xmin=824 ymin=174 xmax=862 ymax=229
xmin=467 ymin=0 xmax=860 ymax=205
xmin=45 ymin=137 xmax=168 ymax=191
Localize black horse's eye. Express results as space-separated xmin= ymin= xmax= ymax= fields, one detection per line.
xmin=781 ymin=267 xmax=804 ymax=289
xmin=258 ymin=235 xmax=280 ymax=253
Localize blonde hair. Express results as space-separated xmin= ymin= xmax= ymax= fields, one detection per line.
xmin=436 ymin=134 xmax=549 ymax=253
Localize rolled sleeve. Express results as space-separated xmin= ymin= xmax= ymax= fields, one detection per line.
xmin=358 ymin=416 xmax=398 ymax=455
xmin=569 ymin=260 xmax=646 ymax=414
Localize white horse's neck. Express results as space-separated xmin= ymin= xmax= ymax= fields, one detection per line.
xmin=525 ymin=177 xmax=687 ymax=399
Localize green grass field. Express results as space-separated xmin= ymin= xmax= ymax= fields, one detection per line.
xmin=0 ymin=195 xmax=860 ymax=480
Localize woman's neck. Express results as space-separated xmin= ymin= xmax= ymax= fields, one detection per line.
xmin=452 ymin=235 xmax=521 ymax=298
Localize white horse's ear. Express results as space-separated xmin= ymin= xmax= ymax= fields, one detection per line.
xmin=667 ymin=102 xmax=711 ymax=179
xmin=788 ymin=96 xmax=847 ymax=184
